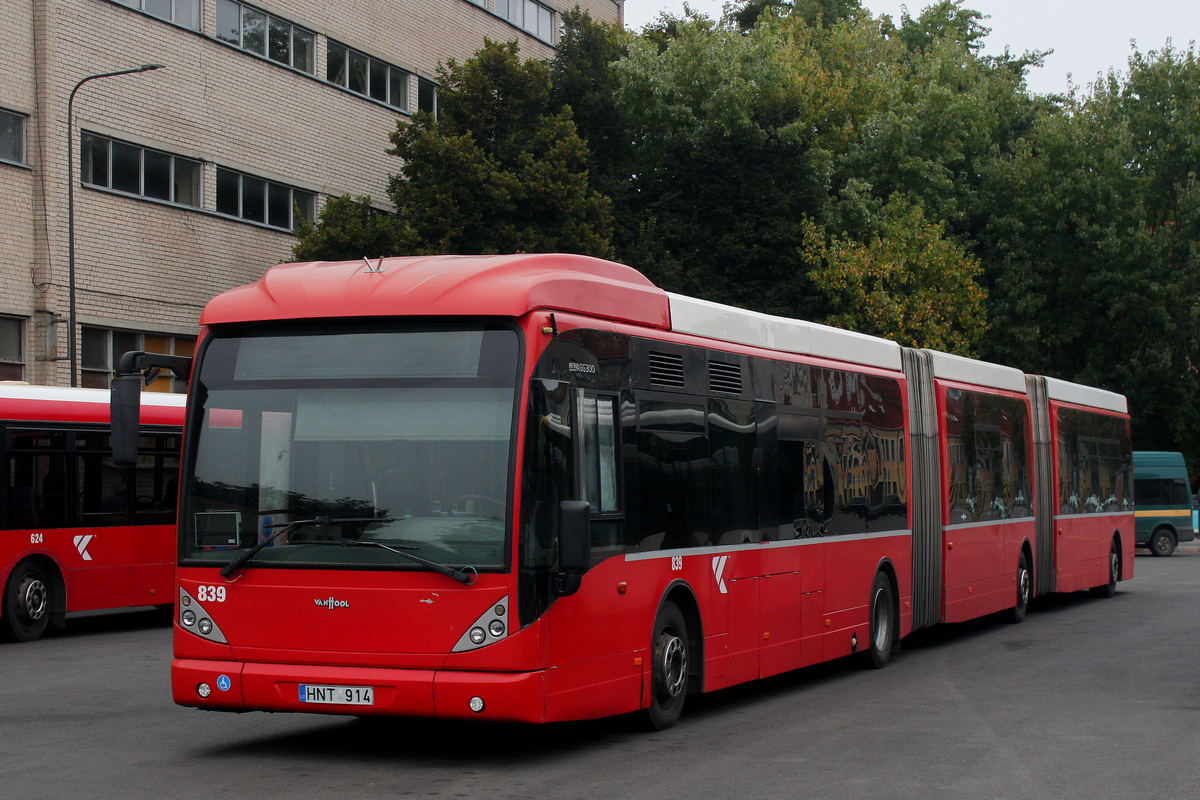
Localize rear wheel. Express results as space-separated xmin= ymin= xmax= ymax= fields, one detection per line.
xmin=642 ymin=602 xmax=689 ymax=730
xmin=2 ymin=559 xmax=53 ymax=642
xmin=1005 ymin=551 xmax=1031 ymax=624
xmin=1090 ymin=539 xmax=1120 ymax=598
xmin=1149 ymin=528 xmax=1176 ymax=557
xmin=866 ymin=572 xmax=895 ymax=669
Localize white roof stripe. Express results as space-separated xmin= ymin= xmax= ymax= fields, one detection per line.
xmin=925 ymin=349 xmax=1027 ymax=393
xmin=1043 ymin=376 xmax=1127 ymax=414
xmin=666 ymin=293 xmax=903 ymax=371
xmin=0 ymin=383 xmax=186 ymax=408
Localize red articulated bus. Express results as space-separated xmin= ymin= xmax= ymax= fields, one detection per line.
xmin=1 ymin=384 xmax=185 ymax=642
xmin=112 ymin=254 xmax=1131 ymax=728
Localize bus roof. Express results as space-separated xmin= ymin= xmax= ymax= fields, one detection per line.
xmin=1042 ymin=376 xmax=1128 ymax=414
xmin=203 ymin=254 xmax=906 ymax=371
xmin=200 ymin=254 xmax=672 ymax=331
xmin=922 ymin=349 xmax=1027 ymax=394
xmin=1133 ymin=451 xmax=1187 ymax=468
xmin=667 ymin=292 xmax=902 ymax=371
xmin=0 ymin=383 xmax=185 ymax=425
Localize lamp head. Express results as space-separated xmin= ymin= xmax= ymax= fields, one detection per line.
xmin=138 ymin=64 xmax=166 ymax=72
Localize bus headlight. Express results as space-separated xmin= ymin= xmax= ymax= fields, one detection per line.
xmin=178 ymin=587 xmax=229 ymax=644
xmin=452 ymin=595 xmax=511 ymax=652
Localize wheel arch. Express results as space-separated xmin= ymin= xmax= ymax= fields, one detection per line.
xmin=655 ymin=579 xmax=704 ymax=695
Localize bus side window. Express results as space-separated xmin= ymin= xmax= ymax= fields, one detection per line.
xmin=577 ymin=390 xmax=622 ymax=554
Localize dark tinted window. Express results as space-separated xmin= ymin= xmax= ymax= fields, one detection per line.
xmin=1056 ymin=408 xmax=1133 ymax=514
xmin=945 ymin=389 xmax=1031 ymax=523
xmin=1134 ymin=478 xmax=1188 ymax=507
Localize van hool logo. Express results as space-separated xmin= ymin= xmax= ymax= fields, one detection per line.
xmin=314 ymin=596 xmax=349 ymax=609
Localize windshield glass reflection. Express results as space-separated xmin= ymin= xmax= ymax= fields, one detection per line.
xmin=181 ymin=325 xmax=520 ymax=570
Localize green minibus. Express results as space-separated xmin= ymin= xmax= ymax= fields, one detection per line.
xmin=1133 ymin=450 xmax=1194 ymax=556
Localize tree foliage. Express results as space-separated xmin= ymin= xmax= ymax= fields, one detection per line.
xmin=294 ymin=5 xmax=1200 ymax=466
xmin=803 ymin=199 xmax=986 ymax=352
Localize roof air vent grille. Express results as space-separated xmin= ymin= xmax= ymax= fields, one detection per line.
xmin=648 ymin=351 xmax=685 ymax=388
xmin=709 ymin=361 xmax=743 ymax=395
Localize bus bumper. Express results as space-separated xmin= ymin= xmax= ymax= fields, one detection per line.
xmin=172 ymin=658 xmax=548 ymax=721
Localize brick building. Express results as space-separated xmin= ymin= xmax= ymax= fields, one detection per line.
xmin=1 ymin=0 xmax=622 ymax=389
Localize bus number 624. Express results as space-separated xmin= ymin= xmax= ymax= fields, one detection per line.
xmin=30 ymin=533 xmax=43 ymax=544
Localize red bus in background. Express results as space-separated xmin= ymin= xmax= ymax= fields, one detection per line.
xmin=1 ymin=384 xmax=185 ymax=642
xmin=113 ymin=254 xmax=1130 ymax=728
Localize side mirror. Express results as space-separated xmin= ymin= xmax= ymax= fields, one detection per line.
xmin=110 ymin=373 xmax=143 ymax=468
xmin=555 ymin=500 xmax=591 ymax=596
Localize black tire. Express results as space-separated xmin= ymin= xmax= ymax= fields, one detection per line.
xmin=1005 ymin=551 xmax=1031 ymax=624
xmin=866 ymin=572 xmax=895 ymax=669
xmin=1090 ymin=539 xmax=1120 ymax=598
xmin=642 ymin=601 xmax=689 ymax=731
xmin=1149 ymin=528 xmax=1177 ymax=557
xmin=2 ymin=558 xmax=53 ymax=643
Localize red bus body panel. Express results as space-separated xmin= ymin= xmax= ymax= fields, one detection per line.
xmin=1 ymin=385 xmax=185 ymax=632
xmin=1048 ymin=400 xmax=1135 ymax=591
xmin=170 ymin=254 xmax=1132 ymax=723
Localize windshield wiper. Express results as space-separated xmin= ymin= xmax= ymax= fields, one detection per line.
xmin=219 ymin=516 xmax=391 ymax=578
xmin=341 ymin=539 xmax=478 ymax=585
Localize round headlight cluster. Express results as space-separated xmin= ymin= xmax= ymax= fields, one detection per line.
xmin=488 ymin=620 xmax=505 ymax=637
xmin=198 ymin=618 xmax=213 ymax=635
xmin=469 ymin=627 xmax=486 ymax=645
xmin=181 ymin=609 xmax=196 ymax=627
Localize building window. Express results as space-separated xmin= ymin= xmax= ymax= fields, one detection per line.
xmin=81 ymin=133 xmax=201 ymax=208
xmin=215 ymin=166 xmax=316 ymax=232
xmin=81 ymin=327 xmax=195 ymax=392
xmin=327 ymin=41 xmax=410 ymax=111
xmin=215 ymin=0 xmax=315 ymax=74
xmin=114 ymin=0 xmax=200 ymax=30
xmin=0 ymin=317 xmax=24 ymax=381
xmin=418 ymin=78 xmax=437 ymax=116
xmin=497 ymin=0 xmax=555 ymax=43
xmin=0 ymin=109 xmax=26 ymax=166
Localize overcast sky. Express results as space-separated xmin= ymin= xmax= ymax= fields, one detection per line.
xmin=621 ymin=0 xmax=1200 ymax=96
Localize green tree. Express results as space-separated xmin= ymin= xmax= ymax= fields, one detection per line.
xmin=976 ymin=44 xmax=1200 ymax=460
xmin=802 ymin=198 xmax=987 ymax=352
xmin=292 ymin=195 xmax=408 ymax=263
xmin=294 ymin=39 xmax=612 ymax=260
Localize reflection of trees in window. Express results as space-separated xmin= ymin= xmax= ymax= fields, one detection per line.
xmin=1056 ymin=409 xmax=1133 ymax=515
xmin=946 ymin=390 xmax=1030 ymax=523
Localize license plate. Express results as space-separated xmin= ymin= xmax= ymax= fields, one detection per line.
xmin=298 ymin=683 xmax=374 ymax=706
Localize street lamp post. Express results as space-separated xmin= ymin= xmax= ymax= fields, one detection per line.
xmin=66 ymin=64 xmax=164 ymax=387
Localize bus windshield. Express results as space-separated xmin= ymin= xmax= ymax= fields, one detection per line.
xmin=180 ymin=324 xmax=521 ymax=571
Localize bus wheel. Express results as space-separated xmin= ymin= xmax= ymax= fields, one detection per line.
xmin=1149 ymin=528 xmax=1176 ymax=557
xmin=643 ymin=601 xmax=689 ymax=730
xmin=1005 ymin=552 xmax=1031 ymax=624
xmin=1090 ymin=539 xmax=1120 ymax=598
xmin=2 ymin=558 xmax=53 ymax=643
xmin=866 ymin=572 xmax=895 ymax=669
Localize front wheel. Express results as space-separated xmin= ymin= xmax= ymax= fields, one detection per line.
xmin=642 ymin=602 xmax=689 ymax=730
xmin=2 ymin=558 xmax=53 ymax=642
xmin=1149 ymin=528 xmax=1176 ymax=557
xmin=1090 ymin=539 xmax=1120 ymax=598
xmin=1005 ymin=552 xmax=1031 ymax=624
xmin=866 ymin=572 xmax=895 ymax=669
